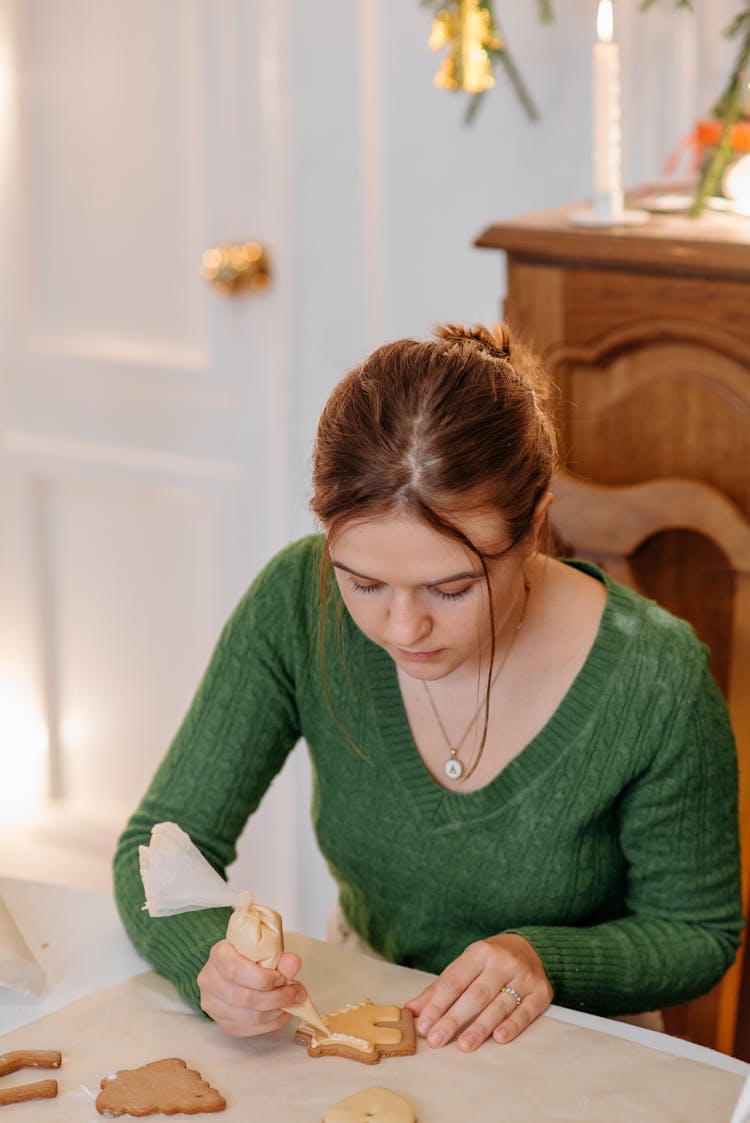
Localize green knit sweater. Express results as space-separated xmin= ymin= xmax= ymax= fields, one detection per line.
xmin=113 ymin=535 xmax=744 ymax=1018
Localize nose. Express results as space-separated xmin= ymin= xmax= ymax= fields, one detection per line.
xmin=386 ymin=592 xmax=431 ymax=648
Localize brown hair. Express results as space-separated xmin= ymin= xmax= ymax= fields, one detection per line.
xmin=311 ymin=321 xmax=558 ymax=549
xmin=310 ymin=323 xmax=559 ymax=764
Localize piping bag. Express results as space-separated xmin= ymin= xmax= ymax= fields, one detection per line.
xmin=139 ymin=821 xmax=329 ymax=1035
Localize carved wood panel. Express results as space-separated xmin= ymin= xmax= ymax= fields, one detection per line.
xmin=549 ymin=326 xmax=750 ymax=513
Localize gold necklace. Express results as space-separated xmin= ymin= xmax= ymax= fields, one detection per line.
xmin=421 ymin=580 xmax=530 ymax=782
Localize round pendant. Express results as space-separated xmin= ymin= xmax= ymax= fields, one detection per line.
xmin=444 ymin=757 xmax=464 ymax=781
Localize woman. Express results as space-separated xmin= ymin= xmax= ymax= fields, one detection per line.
xmin=113 ymin=323 xmax=743 ymax=1053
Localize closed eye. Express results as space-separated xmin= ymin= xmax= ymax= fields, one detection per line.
xmin=343 ymin=575 xmax=477 ymax=600
xmin=432 ymin=585 xmax=472 ymax=602
xmin=349 ymin=579 xmax=381 ymax=595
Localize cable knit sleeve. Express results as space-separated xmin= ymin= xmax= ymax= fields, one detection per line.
xmin=512 ymin=657 xmax=744 ymax=1016
xmin=112 ymin=538 xmax=320 ymax=1009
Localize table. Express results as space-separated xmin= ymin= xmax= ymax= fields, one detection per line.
xmin=1 ymin=877 xmax=749 ymax=1120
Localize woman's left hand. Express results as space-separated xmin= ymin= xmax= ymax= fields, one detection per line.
xmin=405 ymin=933 xmax=553 ymax=1051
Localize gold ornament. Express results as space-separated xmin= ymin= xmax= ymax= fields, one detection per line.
xmin=429 ymin=0 xmax=503 ymax=94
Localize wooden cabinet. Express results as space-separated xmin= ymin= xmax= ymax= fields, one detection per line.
xmin=476 ymin=200 xmax=750 ymax=521
xmin=476 ymin=195 xmax=750 ymax=1058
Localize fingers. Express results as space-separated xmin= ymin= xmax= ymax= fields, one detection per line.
xmin=456 ymin=978 xmax=552 ymax=1051
xmin=200 ymin=993 xmax=292 ymax=1038
xmin=278 ymin=950 xmax=302 ymax=980
xmin=409 ymin=945 xmax=489 ymax=1046
xmin=492 ymin=996 xmax=538 ymax=1045
xmin=197 ymin=940 xmax=309 ymax=1038
xmin=404 ymin=989 xmax=430 ymax=1017
xmin=406 ymin=935 xmax=553 ymax=1052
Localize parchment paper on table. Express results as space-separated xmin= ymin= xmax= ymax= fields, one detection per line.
xmin=295 ymin=1000 xmax=417 ymax=1064
xmin=138 ymin=821 xmax=328 ymax=1034
xmin=323 ymin=1087 xmax=417 ymax=1123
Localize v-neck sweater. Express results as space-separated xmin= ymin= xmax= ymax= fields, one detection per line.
xmin=113 ymin=534 xmax=743 ymax=1018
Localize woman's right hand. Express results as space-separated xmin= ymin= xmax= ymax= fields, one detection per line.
xmin=197 ymin=940 xmax=306 ymax=1037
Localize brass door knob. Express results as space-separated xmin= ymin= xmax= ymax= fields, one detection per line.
xmin=200 ymin=241 xmax=271 ymax=294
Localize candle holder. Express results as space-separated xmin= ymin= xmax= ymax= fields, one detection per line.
xmin=570 ymin=198 xmax=649 ymax=228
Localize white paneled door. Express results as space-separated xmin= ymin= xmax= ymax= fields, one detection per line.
xmin=0 ymin=1 xmax=328 ymax=922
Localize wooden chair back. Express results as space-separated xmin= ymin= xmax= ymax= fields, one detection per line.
xmin=550 ymin=470 xmax=750 ymax=1056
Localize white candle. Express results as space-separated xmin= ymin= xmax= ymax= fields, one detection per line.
xmin=592 ymin=0 xmax=623 ymax=222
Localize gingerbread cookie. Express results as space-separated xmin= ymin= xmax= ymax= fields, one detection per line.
xmin=323 ymin=1086 xmax=416 ymax=1122
xmin=295 ymin=1000 xmax=416 ymax=1065
xmin=95 ymin=1057 xmax=226 ymax=1116
xmin=0 ymin=1050 xmax=61 ymax=1108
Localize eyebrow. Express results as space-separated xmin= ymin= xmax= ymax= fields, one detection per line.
xmin=331 ymin=561 xmax=484 ymax=586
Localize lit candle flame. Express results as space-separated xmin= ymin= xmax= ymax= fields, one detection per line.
xmin=597 ymin=0 xmax=614 ymax=43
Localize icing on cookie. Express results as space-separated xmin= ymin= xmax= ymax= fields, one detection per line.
xmin=311 ymin=1031 xmax=374 ymax=1054
xmin=323 ymin=1086 xmax=416 ymax=1123
xmin=306 ymin=1001 xmax=403 ymax=1055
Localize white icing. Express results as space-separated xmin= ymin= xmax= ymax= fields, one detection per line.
xmin=302 ymin=998 xmax=402 ymax=1056
xmin=310 ymin=1030 xmax=374 ymax=1052
xmin=326 ymin=1000 xmax=374 ymax=1015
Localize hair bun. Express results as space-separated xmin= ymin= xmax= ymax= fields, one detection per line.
xmin=434 ymin=321 xmax=512 ymax=360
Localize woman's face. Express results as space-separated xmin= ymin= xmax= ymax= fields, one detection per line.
xmin=328 ymin=509 xmax=527 ymax=681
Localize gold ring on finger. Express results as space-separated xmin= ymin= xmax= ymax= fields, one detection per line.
xmin=501 ymin=985 xmax=521 ymax=1007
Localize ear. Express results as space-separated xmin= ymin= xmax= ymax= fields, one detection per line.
xmin=528 ymin=490 xmax=554 ymax=551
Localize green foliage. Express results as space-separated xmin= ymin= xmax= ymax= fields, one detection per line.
xmin=690 ymin=3 xmax=750 ymax=215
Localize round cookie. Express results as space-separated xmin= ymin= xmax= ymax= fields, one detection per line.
xmin=323 ymin=1086 xmax=416 ymax=1123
